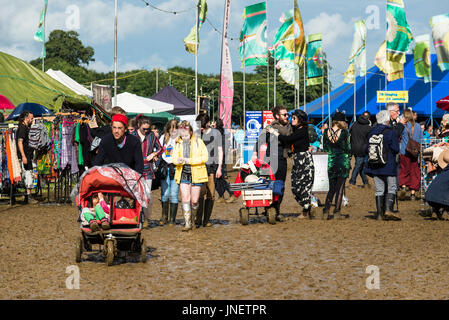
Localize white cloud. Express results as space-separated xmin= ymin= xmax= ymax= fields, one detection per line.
xmin=305 ymin=12 xmax=354 ymax=48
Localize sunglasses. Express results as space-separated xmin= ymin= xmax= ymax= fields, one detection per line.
xmin=280 ymin=113 xmax=289 ymax=117
xmin=141 ymin=128 xmax=150 ymax=132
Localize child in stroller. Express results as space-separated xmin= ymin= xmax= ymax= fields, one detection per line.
xmin=81 ymin=192 xmax=111 ymax=232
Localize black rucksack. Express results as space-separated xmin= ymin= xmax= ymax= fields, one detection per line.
xmin=368 ymin=127 xmax=390 ymax=166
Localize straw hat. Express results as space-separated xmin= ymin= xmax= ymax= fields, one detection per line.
xmin=432 ymin=147 xmax=445 ymax=164
xmin=438 ymin=149 xmax=449 ymax=169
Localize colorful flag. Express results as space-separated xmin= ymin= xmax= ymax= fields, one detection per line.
xmin=413 ymin=34 xmax=431 ymax=83
xmin=219 ymin=0 xmax=234 ymax=130
xmin=184 ymin=0 xmax=208 ymax=54
xmin=375 ymin=40 xmax=404 ymax=81
xmin=344 ymin=20 xmax=366 ymax=84
xmin=34 ymin=0 xmax=48 ymax=43
xmin=276 ymin=0 xmax=307 ymax=66
xmin=430 ymin=13 xmax=449 ymax=72
xmin=306 ymin=33 xmax=324 ymax=86
xmin=386 ymin=0 xmax=413 ymax=63
xmin=270 ymin=10 xmax=295 ymax=66
xmin=239 ymin=2 xmax=267 ymax=67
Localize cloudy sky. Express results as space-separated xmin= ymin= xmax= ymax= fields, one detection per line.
xmin=0 ymin=0 xmax=447 ymax=86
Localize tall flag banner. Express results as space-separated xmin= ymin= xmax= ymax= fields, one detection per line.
xmin=219 ymin=0 xmax=234 ymax=130
xmin=34 ymin=0 xmax=48 ymax=43
xmin=184 ymin=0 xmax=208 ymax=54
xmin=239 ymin=2 xmax=267 ymax=66
xmin=413 ymin=34 xmax=431 ymax=83
xmin=430 ymin=13 xmax=449 ymax=72
xmin=386 ymin=0 xmax=413 ymax=63
xmin=344 ymin=20 xmax=366 ymax=84
xmin=306 ymin=33 xmax=324 ymax=86
xmin=375 ymin=40 xmax=404 ymax=81
xmin=276 ymin=0 xmax=307 ymax=66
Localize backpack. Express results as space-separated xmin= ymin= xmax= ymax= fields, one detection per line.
xmin=368 ymin=127 xmax=390 ymax=166
xmin=308 ymin=125 xmax=318 ymax=143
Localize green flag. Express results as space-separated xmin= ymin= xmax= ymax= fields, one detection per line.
xmin=430 ymin=13 xmax=449 ymax=72
xmin=306 ymin=33 xmax=324 ymax=86
xmin=414 ymin=34 xmax=431 ymax=83
xmin=34 ymin=0 xmax=48 ymax=43
xmin=386 ymin=0 xmax=413 ymax=63
xmin=270 ymin=9 xmax=295 ymax=64
xmin=239 ymin=2 xmax=267 ymax=67
xmin=184 ymin=0 xmax=207 ymax=54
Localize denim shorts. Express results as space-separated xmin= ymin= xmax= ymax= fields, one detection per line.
xmin=180 ymin=179 xmax=203 ymax=187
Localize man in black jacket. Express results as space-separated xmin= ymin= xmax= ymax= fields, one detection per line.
xmin=349 ymin=112 xmax=371 ymax=187
xmin=93 ymin=113 xmax=144 ymax=174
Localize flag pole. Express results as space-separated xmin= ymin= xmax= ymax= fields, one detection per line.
xmin=266 ymin=0 xmax=269 ymax=111
xmin=113 ymin=0 xmax=118 ymax=107
xmin=42 ymin=4 xmax=46 ymax=72
xmin=304 ymin=59 xmax=306 ymax=111
xmin=430 ymin=56 xmax=433 ymax=127
xmin=195 ymin=1 xmax=199 ymax=115
xmin=274 ymin=50 xmax=277 ymax=107
xmin=243 ymin=43 xmax=246 ymax=130
xmin=327 ymin=62 xmax=331 ymax=126
xmin=354 ymin=77 xmax=356 ymax=122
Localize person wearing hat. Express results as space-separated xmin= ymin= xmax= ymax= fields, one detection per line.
xmin=93 ymin=111 xmax=144 ymax=174
xmin=438 ymin=114 xmax=449 ymax=140
xmin=322 ymin=111 xmax=351 ymax=220
xmin=425 ymin=149 xmax=449 ymax=220
xmin=268 ymin=109 xmax=315 ymax=218
xmin=364 ymin=110 xmax=400 ymax=220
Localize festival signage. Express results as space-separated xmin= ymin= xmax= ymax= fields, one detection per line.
xmin=245 ymin=111 xmax=262 ymax=141
xmin=262 ymin=110 xmax=274 ymax=128
xmin=377 ymin=90 xmax=409 ymax=103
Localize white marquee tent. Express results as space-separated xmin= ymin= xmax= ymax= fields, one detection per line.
xmin=46 ymin=69 xmax=93 ymax=97
xmin=114 ymin=92 xmax=174 ymax=114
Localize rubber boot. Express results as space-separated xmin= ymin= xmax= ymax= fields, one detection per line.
xmin=374 ymin=195 xmax=386 ymax=220
xmin=191 ymin=204 xmax=199 ymax=229
xmin=203 ymin=199 xmax=214 ymax=227
xmin=159 ymin=201 xmax=169 ymax=226
xmin=168 ymin=203 xmax=178 ymax=225
xmin=385 ymin=193 xmax=401 ymax=220
xmin=304 ymin=204 xmax=314 ymax=220
xmin=182 ymin=203 xmax=192 ymax=232
xmin=195 ymin=197 xmax=205 ymax=227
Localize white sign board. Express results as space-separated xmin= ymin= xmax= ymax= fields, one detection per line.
xmin=312 ymin=153 xmax=329 ymax=193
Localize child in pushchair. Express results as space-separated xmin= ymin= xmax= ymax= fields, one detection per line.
xmin=80 ymin=192 xmax=111 ymax=232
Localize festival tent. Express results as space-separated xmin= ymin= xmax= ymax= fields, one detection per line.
xmin=114 ymin=92 xmax=174 ymax=114
xmin=436 ymin=95 xmax=449 ymax=112
xmin=151 ymin=86 xmax=196 ymax=116
xmin=0 ymin=51 xmax=89 ymax=111
xmin=303 ymin=54 xmax=449 ymax=119
xmin=46 ymin=69 xmax=93 ymax=97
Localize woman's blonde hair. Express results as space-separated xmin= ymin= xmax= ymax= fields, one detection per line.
xmin=403 ymin=109 xmax=415 ymax=126
xmin=163 ymin=119 xmax=179 ymax=144
xmin=332 ymin=120 xmax=348 ymax=130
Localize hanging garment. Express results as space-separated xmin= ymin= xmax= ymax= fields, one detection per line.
xmin=7 ymin=131 xmax=22 ymax=183
xmin=61 ymin=119 xmax=75 ymax=170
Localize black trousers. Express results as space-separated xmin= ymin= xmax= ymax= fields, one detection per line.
xmin=324 ymin=177 xmax=346 ymax=212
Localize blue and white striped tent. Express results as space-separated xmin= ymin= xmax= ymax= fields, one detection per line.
xmin=296 ymin=54 xmax=449 ymax=120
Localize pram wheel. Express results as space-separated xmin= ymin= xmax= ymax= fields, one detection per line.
xmin=105 ymin=240 xmax=115 ymax=266
xmin=141 ymin=238 xmax=147 ymax=263
xmin=75 ymin=236 xmax=83 ymax=263
xmin=267 ymin=207 xmax=276 ymax=225
xmin=239 ymin=208 xmax=249 ymax=225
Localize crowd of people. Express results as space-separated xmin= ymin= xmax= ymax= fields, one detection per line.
xmin=14 ymin=101 xmax=449 ymax=229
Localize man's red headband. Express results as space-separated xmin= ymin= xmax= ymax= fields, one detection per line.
xmin=112 ymin=114 xmax=128 ymax=126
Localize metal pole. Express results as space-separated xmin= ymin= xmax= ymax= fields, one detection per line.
xmin=113 ymin=0 xmax=118 ymax=107
xmin=274 ymin=51 xmax=276 ymax=107
xmin=322 ymin=79 xmax=324 ymax=122
xmin=354 ymin=78 xmax=356 ymax=122
xmin=304 ymin=60 xmax=306 ymax=111
xmin=243 ymin=44 xmax=246 ymax=130
xmin=364 ymin=71 xmax=367 ymax=111
xmin=327 ymin=63 xmax=331 ymax=126
xmin=430 ymin=59 xmax=433 ymax=127
xmin=156 ymin=68 xmax=159 ymax=92
xmin=266 ymin=0 xmax=269 ymax=111
xmin=195 ymin=1 xmax=199 ymax=115
xmin=42 ymin=5 xmax=46 ymax=72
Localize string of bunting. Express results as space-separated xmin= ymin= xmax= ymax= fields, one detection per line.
xmin=139 ymin=0 xmax=194 ymax=15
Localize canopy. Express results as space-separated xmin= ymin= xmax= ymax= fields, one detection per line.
xmin=114 ymin=92 xmax=174 ymax=114
xmin=127 ymin=111 xmax=178 ymax=130
xmin=46 ymin=69 xmax=93 ymax=97
xmin=0 ymin=51 xmax=88 ymax=111
xmin=6 ymin=102 xmax=54 ymax=121
xmin=151 ymin=86 xmax=196 ymax=116
xmin=303 ymin=54 xmax=449 ymax=119
xmin=436 ymin=95 xmax=449 ymax=112
xmin=0 ymin=94 xmax=15 ymax=111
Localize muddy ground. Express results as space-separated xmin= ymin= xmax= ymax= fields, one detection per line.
xmin=1 ymin=159 xmax=448 ymax=300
